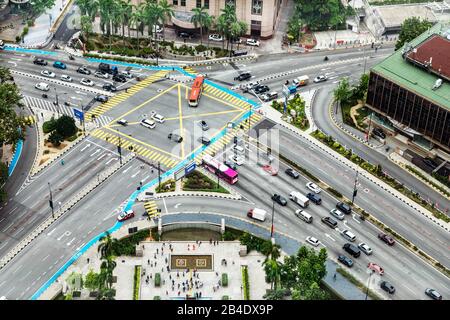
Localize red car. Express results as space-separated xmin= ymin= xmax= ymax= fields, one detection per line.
xmin=368 ymin=262 xmax=384 ymax=275
xmin=378 ymin=233 xmax=395 ymax=246
xmin=117 ymin=210 xmax=135 ymax=222
xmin=262 ymin=165 xmax=278 ymax=176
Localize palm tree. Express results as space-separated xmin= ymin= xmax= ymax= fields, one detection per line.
xmin=80 ymin=16 xmax=93 ymax=44
xmin=122 ymin=0 xmax=133 ymax=39
xmin=229 ymin=20 xmax=247 ymax=54
xmin=219 ymin=4 xmax=237 ymax=51
xmin=76 ymin=0 xmax=91 ymax=16
xmin=144 ymin=0 xmax=162 ymax=47
xmin=216 ymin=15 xmax=227 ymax=50
xmin=191 ymin=6 xmax=209 ymax=45
xmin=204 ymin=14 xmax=214 ymax=48
xmin=158 ymin=0 xmax=174 ymax=41
xmin=130 ymin=3 xmax=145 ymax=49
xmin=98 ymin=231 xmax=116 ymax=260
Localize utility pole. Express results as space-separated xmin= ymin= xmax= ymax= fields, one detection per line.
xmin=48 ymin=182 xmax=54 ymax=219
xmin=365 ymin=270 xmax=375 ymax=300
xmin=270 ymin=199 xmax=275 ymax=238
xmin=363 ymin=45 xmax=368 ymax=74
xmin=366 ymin=112 xmax=373 ymax=142
xmin=54 ymin=87 xmax=59 ymax=106
xmin=81 ymin=104 xmax=86 ymax=136
xmin=158 ymin=161 xmax=161 ymax=191
xmin=351 ymin=170 xmax=359 ymax=205
xmin=117 ymin=132 xmax=122 ymax=165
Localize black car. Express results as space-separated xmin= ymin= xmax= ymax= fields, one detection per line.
xmin=372 ymin=128 xmax=386 ymax=139
xmin=336 ymin=202 xmax=352 ymax=215
xmin=307 ymin=192 xmax=322 ymax=205
xmin=178 ymin=32 xmax=194 ymax=39
xmin=33 ymin=58 xmax=47 ymax=66
xmin=343 ymin=243 xmax=361 ymax=258
xmin=271 ymin=194 xmax=287 ymax=206
xmin=102 ymin=83 xmax=117 ymax=92
xmin=380 ymin=281 xmax=395 ymax=294
xmin=234 ymin=72 xmax=251 ymax=81
xmin=321 ymin=216 xmax=337 ymax=229
xmin=254 ymin=84 xmax=269 ymax=94
xmin=232 ymin=50 xmax=248 ymax=57
xmin=95 ymin=94 xmax=108 ymax=103
xmin=285 ymin=168 xmax=299 ymax=179
xmin=77 ymin=66 xmax=91 ymax=75
xmin=200 ymin=136 xmax=210 ymax=146
xmin=338 ymin=255 xmax=353 ymax=268
xmin=113 ymin=74 xmax=127 ymax=82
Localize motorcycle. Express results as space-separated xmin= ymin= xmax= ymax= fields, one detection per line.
xmin=285 ymin=80 xmax=289 ymax=85
xmin=68 ymin=55 xmax=75 ymax=60
xmin=42 ymin=93 xmax=48 ymax=98
xmin=324 ymin=56 xmax=329 ymax=61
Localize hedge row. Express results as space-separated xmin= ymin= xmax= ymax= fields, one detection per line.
xmin=111 ymin=229 xmax=150 ymax=256
xmin=336 ymin=267 xmax=381 ymax=300
xmin=242 ymin=266 xmax=250 ymax=300
xmin=327 ymin=187 xmax=343 ymax=199
xmin=133 ymin=266 xmax=141 ymax=300
xmin=83 ymin=53 xmax=157 ymax=66
xmin=155 ymin=273 xmax=161 ymax=287
xmin=221 ymin=273 xmax=228 ymax=287
xmin=405 ymin=165 xmax=450 ymax=198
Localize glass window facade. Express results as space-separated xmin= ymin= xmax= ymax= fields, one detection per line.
xmin=173 ymin=0 xmax=178 ymax=5
xmin=196 ymin=0 xmax=201 ymax=7
xmin=252 ymin=0 xmax=263 ymax=15
xmin=181 ymin=0 xmax=185 ymax=6
xmin=204 ymin=0 xmax=209 ymax=9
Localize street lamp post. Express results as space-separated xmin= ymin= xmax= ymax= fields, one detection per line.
xmin=365 ymin=270 xmax=375 ymax=300
xmin=351 ymin=170 xmax=359 ymax=205
xmin=270 ymin=199 xmax=275 ymax=238
xmin=54 ymin=87 xmax=59 ymax=107
xmin=48 ymin=182 xmax=54 ymax=219
xmin=366 ymin=112 xmax=373 ymax=142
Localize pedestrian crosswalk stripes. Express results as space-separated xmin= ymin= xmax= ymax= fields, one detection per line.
xmin=85 ymin=70 xmax=170 ymax=121
xmin=183 ymin=67 xmax=197 ymax=75
xmin=90 ymin=129 xmax=179 ymax=168
xmin=144 ymin=201 xmax=159 ymax=219
xmin=203 ymin=84 xmax=252 ymax=110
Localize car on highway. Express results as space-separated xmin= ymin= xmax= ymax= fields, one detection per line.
xmin=246 ymin=38 xmax=260 ymax=47
xmin=261 ymin=92 xmax=278 ymax=102
xmin=372 ymin=127 xmax=386 ymax=139
xmin=103 ymin=83 xmax=117 ymax=92
xmin=40 ymin=70 xmax=56 ymax=78
xmin=271 ymin=194 xmax=287 ymax=206
xmin=306 ymin=182 xmax=321 ymax=193
xmin=306 ymin=236 xmax=320 ymax=247
xmin=336 ymin=202 xmax=352 ymax=214
xmin=321 ymin=216 xmax=337 ymax=228
xmin=243 ymin=81 xmax=260 ymax=92
xmin=262 ymin=165 xmax=278 ymax=176
xmin=358 ymin=242 xmax=373 ymax=255
xmin=254 ymin=84 xmax=269 ymax=94
xmin=117 ymin=119 xmax=128 ymax=126
xmin=151 ymin=113 xmax=165 ymax=123
xmin=113 ymin=74 xmax=127 ymax=82
xmin=368 ymin=262 xmax=384 ymax=275
xmin=35 ymin=82 xmax=50 ymax=91
xmin=341 ymin=229 xmax=356 ymax=242
xmin=200 ymin=120 xmax=209 ymax=131
xmin=295 ymin=209 xmax=313 ymax=223
xmin=117 ymin=209 xmax=134 ymax=222
xmin=33 ymin=58 xmax=47 ymax=66
xmin=338 ymin=255 xmax=353 ymax=268
xmin=178 ymin=31 xmax=194 ymax=39
xmin=94 ymin=70 xmax=109 ymax=79
xmin=313 ymin=75 xmax=327 ymax=83
xmin=425 ymin=288 xmax=442 ymax=300
xmin=168 ymin=133 xmax=183 ymax=143
xmin=228 ymin=154 xmax=244 ymax=166
xmin=95 ymin=94 xmax=108 ymax=102
xmin=80 ymin=78 xmax=95 ymax=86
xmin=343 ymin=243 xmax=361 ymax=258
xmin=234 ymin=72 xmax=252 ymax=81
xmin=77 ymin=66 xmax=91 ymax=75
xmin=380 ymin=281 xmax=395 ymax=294
xmin=329 ymin=208 xmax=345 ymax=220
xmin=223 ymin=160 xmax=237 ymax=170
xmin=378 ymin=233 xmax=395 ymax=246
xmin=121 ymin=70 xmax=134 ymax=78
xmin=306 ymin=192 xmax=321 ymax=205
xmin=200 ymin=136 xmax=211 ymax=146
xmin=285 ymin=168 xmax=299 ymax=179
xmin=60 ymin=74 xmax=72 ymax=82
xmin=208 ymin=34 xmax=223 ymax=42
xmin=140 ymin=119 xmax=156 ymax=129
xmin=53 ymin=61 xmax=66 ymax=69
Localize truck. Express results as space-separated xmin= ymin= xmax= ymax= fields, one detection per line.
xmin=289 ymin=191 xmax=309 ymax=208
xmin=98 ymin=62 xmax=118 ymax=75
xmin=293 ymin=75 xmax=309 ymax=87
xmin=247 ymin=208 xmax=267 ymax=222
xmin=288 ymin=85 xmax=297 ymax=94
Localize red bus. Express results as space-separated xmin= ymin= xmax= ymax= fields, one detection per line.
xmin=188 ymin=75 xmax=204 ymax=107
xmin=202 ymin=154 xmax=238 ymax=184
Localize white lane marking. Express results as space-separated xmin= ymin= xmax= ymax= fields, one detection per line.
xmin=12 ymin=264 xmax=23 ymax=274
xmin=105 ymin=158 xmax=116 ymax=165
xmin=7 ymin=61 xmax=17 ymax=67
xmin=131 ymin=171 xmax=140 ymax=178
xmin=67 ymin=237 xmax=76 ymax=246
xmin=75 ymin=91 xmax=87 ymax=95
xmin=22 ymin=194 xmax=33 ymax=202
xmin=23 ymin=270 xmax=32 ymax=278
xmin=9 ymin=206 xmax=18 ymax=214
xmin=90 ymin=149 xmax=101 ymax=157
xmin=324 ymin=233 xmax=335 ymax=242
xmin=141 ymin=175 xmax=150 ymax=182
xmin=97 ymin=153 xmax=107 ymax=161
xmin=80 ymin=144 xmax=91 ymax=152
xmin=163 ymin=198 xmax=168 ymax=213
xmin=0 ymin=241 xmax=8 ymax=250
xmin=0 ymin=280 xmax=6 ymax=288
xmin=3 ymin=222 xmax=14 ymax=231
xmin=4 ymin=286 xmax=15 ymax=296
xmin=122 ymin=165 xmax=133 ymax=174
xmin=47 ymin=229 xmax=56 ymax=236
xmin=42 ymin=254 xmax=50 ymax=261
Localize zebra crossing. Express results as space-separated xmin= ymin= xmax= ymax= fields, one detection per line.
xmin=144 ymin=201 xmax=160 ymax=219
xmin=85 ymin=71 xmax=170 ymax=122
xmin=193 ymin=112 xmax=262 ymax=164
xmin=22 ymin=96 xmax=114 ymax=127
xmin=183 ymin=66 xmax=198 ymax=75
xmin=203 ymin=84 xmax=253 ymax=110
xmin=90 ymin=128 xmax=179 ymax=168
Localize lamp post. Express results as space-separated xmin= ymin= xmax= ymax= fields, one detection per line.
xmin=48 ymin=182 xmax=54 ymax=219
xmin=54 ymin=87 xmax=59 ymax=107
xmin=351 ymin=170 xmax=359 ymax=205
xmin=365 ymin=270 xmax=375 ymax=300
xmin=270 ymin=199 xmax=275 ymax=239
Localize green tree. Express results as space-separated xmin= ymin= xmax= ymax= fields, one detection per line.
xmin=263 ymin=288 xmax=288 ymax=300
xmin=0 ymin=81 xmax=25 ymax=145
xmin=130 ymin=3 xmax=145 ymax=49
xmin=80 ymin=16 xmax=93 ymax=44
xmin=215 ymin=15 xmax=228 ymax=50
xmin=229 ymin=20 xmax=247 ymax=53
xmin=293 ymin=0 xmax=346 ymax=31
xmin=191 ymin=6 xmax=210 ymax=45
xmin=287 ymin=15 xmax=302 ymax=43
xmin=395 ymin=17 xmax=433 ymax=51
xmin=333 ymin=77 xmax=352 ymax=106
xmin=219 ymin=4 xmax=237 ymax=51
xmin=55 ymin=115 xmax=77 ymax=138
xmin=29 ymin=0 xmax=56 ymax=17
xmin=158 ymin=0 xmax=174 ymax=41
xmin=353 ymin=73 xmax=369 ymax=102
xmin=98 ymin=231 xmax=117 ymax=259
xmin=84 ymin=269 xmax=101 ymax=292
xmin=48 ymin=131 xmax=63 ymax=147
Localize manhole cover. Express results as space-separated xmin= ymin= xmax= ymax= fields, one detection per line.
xmin=157 ymin=89 xmax=163 ymax=92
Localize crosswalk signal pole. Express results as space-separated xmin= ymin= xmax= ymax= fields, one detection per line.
xmin=158 ymin=161 xmax=161 ymax=191
xmin=117 ymin=134 xmax=122 ymax=165
xmin=352 ymin=170 xmax=359 ymax=205
xmin=48 ymin=182 xmax=54 ymax=219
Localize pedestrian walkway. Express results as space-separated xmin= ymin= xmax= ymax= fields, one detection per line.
xmin=203 ymin=84 xmax=253 ymax=110
xmin=90 ymin=129 xmax=179 ymax=168
xmin=144 ymin=201 xmax=159 ymax=219
xmin=85 ymin=71 xmax=169 ymax=122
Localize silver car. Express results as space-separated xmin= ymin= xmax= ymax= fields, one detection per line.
xmin=358 ymin=242 xmax=373 ymax=255
xmin=330 ymin=208 xmax=345 ymax=220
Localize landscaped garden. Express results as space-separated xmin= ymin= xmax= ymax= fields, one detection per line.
xmin=182 ymin=170 xmax=229 ymax=194
xmin=270 ymin=94 xmax=309 ymax=131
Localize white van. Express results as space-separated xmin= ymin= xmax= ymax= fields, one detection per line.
xmin=140 ymin=119 xmax=156 ymax=129
xmin=294 ymin=209 xmax=313 ymax=223
xmin=233 ymin=144 xmax=245 ymax=154
xmin=152 ymin=113 xmax=165 ymax=123
xmin=341 ymin=229 xmax=356 ymax=242
xmin=35 ymin=82 xmax=50 ymax=91
xmin=247 ymin=208 xmax=266 ymax=222
xmin=289 ymin=191 xmax=309 ymax=208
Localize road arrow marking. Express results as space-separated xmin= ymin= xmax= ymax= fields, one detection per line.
xmin=90 ymin=149 xmax=101 ymax=157
xmin=75 ymin=91 xmax=87 ymax=95
xmin=71 ymin=96 xmax=82 ymax=101
xmin=352 ymin=214 xmax=361 ymax=224
xmin=174 ymin=203 xmax=182 ymax=209
xmin=131 ymin=171 xmax=140 ymax=178
xmin=122 ymin=166 xmax=133 ymax=173
xmin=81 ymin=144 xmax=91 ymax=152
xmin=343 ymin=220 xmax=351 ymax=229
xmin=105 ymin=158 xmax=116 ymax=165
xmin=66 ymin=237 xmax=76 ymax=246
xmin=47 ymin=229 xmax=56 ymax=236
xmin=7 ymin=61 xmax=17 ymax=67
xmin=324 ymin=233 xmax=335 ymax=242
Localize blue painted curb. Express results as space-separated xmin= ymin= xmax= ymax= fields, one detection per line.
xmin=4 ymin=46 xmax=57 ymax=56
xmin=8 ymin=139 xmax=23 ymax=176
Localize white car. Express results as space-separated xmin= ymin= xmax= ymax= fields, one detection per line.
xmin=209 ymin=34 xmax=223 ymax=42
xmin=306 ymin=182 xmax=321 ymax=194
xmin=117 ymin=209 xmax=134 ymax=222
xmin=140 ymin=119 xmax=156 ymax=129
xmin=35 ymin=82 xmax=50 ymax=91
xmin=306 ymin=236 xmax=320 ymax=247
xmin=246 ymin=38 xmax=260 ymax=47
xmin=244 ymin=81 xmax=260 ymax=91
xmin=330 ymin=208 xmax=345 ymax=220
xmin=94 ymin=70 xmax=109 ymax=79
xmin=358 ymin=243 xmax=373 ymax=255
xmin=80 ymin=78 xmax=94 ymax=86
xmin=151 ymin=113 xmax=165 ymax=123
xmin=228 ymin=154 xmax=244 ymax=166
xmin=60 ymin=74 xmax=72 ymax=82
xmin=117 ymin=119 xmax=128 ymax=126
xmin=313 ymin=75 xmax=327 ymax=83
xmin=40 ymin=70 xmax=55 ymax=78
xmin=121 ymin=70 xmax=134 ymax=79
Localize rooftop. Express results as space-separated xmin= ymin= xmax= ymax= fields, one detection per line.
xmin=375 ymin=4 xmax=437 ymax=29
xmin=371 ymin=22 xmax=450 ymax=110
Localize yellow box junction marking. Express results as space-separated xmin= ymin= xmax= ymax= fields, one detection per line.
xmin=144 ymin=201 xmax=159 ymax=218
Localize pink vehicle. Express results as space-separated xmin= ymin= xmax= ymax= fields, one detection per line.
xmin=202 ymin=154 xmax=238 ymax=184
xmin=368 ymin=262 xmax=384 ymax=275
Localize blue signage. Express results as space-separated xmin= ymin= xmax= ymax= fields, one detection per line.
xmin=73 ymin=108 xmax=84 ymax=121
xmin=185 ymin=162 xmax=196 ymax=175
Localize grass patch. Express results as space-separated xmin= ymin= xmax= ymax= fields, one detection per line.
xmin=111 ymin=229 xmax=150 ymax=256
xmin=221 ymin=273 xmax=228 ymax=287
xmin=336 ymin=267 xmax=381 ymax=300
xmin=182 ymin=170 xmax=229 ymax=194
xmin=155 ymin=179 xmax=175 ymax=193
xmin=133 ymin=265 xmax=141 ymax=300
xmin=242 ymin=266 xmax=250 ymax=300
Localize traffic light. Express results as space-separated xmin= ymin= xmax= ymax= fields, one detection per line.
xmin=234 ymin=136 xmax=238 ymax=144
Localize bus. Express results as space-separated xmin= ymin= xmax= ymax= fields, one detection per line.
xmin=188 ymin=75 xmax=204 ymax=107
xmin=202 ymin=154 xmax=238 ymax=184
